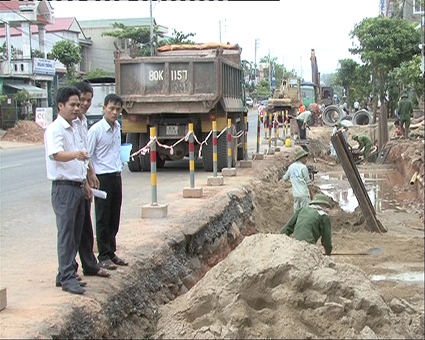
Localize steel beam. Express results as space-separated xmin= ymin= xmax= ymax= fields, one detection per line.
xmin=331 ymin=131 xmax=387 ymax=233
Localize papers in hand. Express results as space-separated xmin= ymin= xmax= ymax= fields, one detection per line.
xmin=91 ymin=188 xmax=107 ymax=199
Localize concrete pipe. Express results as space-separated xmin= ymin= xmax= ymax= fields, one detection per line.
xmin=352 ymin=109 xmax=372 ymax=125
xmin=322 ymin=105 xmax=346 ymax=126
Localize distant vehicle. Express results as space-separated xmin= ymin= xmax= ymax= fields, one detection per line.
xmin=84 ymin=77 xmax=116 ymax=129
xmin=246 ymin=97 xmax=253 ymax=107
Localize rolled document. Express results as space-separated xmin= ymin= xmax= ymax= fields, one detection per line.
xmin=91 ymin=188 xmax=107 ymax=199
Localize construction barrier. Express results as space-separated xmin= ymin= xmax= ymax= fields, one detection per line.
xmin=227 ymin=118 xmax=232 ymax=168
xmin=188 ymin=123 xmax=195 ymax=188
xmin=149 ymin=127 xmax=158 ymax=206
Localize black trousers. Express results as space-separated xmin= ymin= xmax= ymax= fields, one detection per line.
xmin=296 ymin=119 xmax=307 ymax=139
xmin=78 ymin=199 xmax=100 ymax=274
xmin=95 ymin=173 xmax=122 ymax=262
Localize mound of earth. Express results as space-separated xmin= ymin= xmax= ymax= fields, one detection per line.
xmin=1 ymin=120 xmax=45 ymax=143
xmin=154 ymin=234 xmax=423 ymax=339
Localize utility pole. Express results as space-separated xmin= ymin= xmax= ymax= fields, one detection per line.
xmin=149 ymin=0 xmax=154 ymax=56
xmin=254 ymin=38 xmax=259 ymax=84
xmin=219 ymin=19 xmax=226 ymax=43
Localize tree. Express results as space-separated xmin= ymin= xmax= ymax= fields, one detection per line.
xmin=102 ymin=22 xmax=164 ymax=57
xmin=389 ymin=54 xmax=424 ymax=109
xmin=334 ymin=58 xmax=359 ymax=108
xmin=349 ymin=17 xmax=420 ymax=118
xmin=49 ymin=40 xmax=82 ymax=84
xmin=159 ymin=29 xmax=196 ymax=46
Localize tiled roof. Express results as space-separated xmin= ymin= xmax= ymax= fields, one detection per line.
xmin=0 ymin=1 xmax=23 ymax=12
xmin=0 ymin=17 xmax=79 ymax=37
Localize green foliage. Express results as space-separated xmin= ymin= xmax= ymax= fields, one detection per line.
xmin=102 ymin=22 xmax=165 ymax=57
xmin=83 ymin=68 xmax=111 ymax=79
xmin=160 ymin=29 xmax=196 ymax=45
xmin=0 ymin=94 xmax=7 ymax=104
xmin=31 ymin=49 xmax=45 ymax=58
xmin=14 ymin=89 xmax=30 ymax=104
xmin=251 ymin=79 xmax=272 ymax=99
xmin=349 ymin=16 xmax=421 ymax=113
xmin=350 ymin=17 xmax=420 ymax=71
xmin=389 ymin=54 xmax=424 ymax=107
xmin=49 ymin=40 xmax=82 ymax=82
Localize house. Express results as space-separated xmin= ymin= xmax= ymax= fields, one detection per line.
xmin=0 ymin=0 xmax=54 ymax=118
xmin=78 ymin=18 xmax=168 ymax=74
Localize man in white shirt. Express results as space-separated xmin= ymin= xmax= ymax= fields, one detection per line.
xmin=282 ymin=149 xmax=312 ymax=211
xmin=45 ymin=86 xmax=91 ymax=294
xmin=88 ymin=94 xmax=129 ymax=270
xmin=74 ymin=82 xmax=113 ymax=278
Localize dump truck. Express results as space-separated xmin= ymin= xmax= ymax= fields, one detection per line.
xmin=115 ymin=43 xmax=248 ymax=172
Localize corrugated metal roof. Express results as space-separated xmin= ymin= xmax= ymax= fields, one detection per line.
xmin=79 ymin=17 xmax=154 ymax=28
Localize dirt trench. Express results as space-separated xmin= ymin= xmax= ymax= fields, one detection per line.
xmin=46 ymin=124 xmax=423 ymax=339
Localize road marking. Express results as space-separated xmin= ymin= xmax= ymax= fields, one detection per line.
xmin=0 ymin=164 xmax=23 ymax=170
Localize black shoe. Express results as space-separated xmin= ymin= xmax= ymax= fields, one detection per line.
xmin=56 ymin=281 xmax=87 ymax=288
xmin=99 ymin=259 xmax=118 ymax=270
xmin=62 ymin=285 xmax=86 ymax=294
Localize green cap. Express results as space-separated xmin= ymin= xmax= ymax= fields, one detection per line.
xmin=310 ymin=194 xmax=330 ymax=207
xmin=294 ymin=149 xmax=309 ymax=161
xmin=351 ymin=134 xmax=358 ymax=140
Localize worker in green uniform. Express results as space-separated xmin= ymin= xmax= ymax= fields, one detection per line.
xmin=281 ymin=193 xmax=332 ymax=255
xmin=397 ymin=93 xmax=413 ymax=139
xmin=351 ymin=134 xmax=373 ymax=160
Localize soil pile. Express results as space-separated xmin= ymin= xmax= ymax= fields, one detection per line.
xmin=1 ymin=120 xmax=45 ymax=143
xmin=154 ymin=234 xmax=423 ymax=339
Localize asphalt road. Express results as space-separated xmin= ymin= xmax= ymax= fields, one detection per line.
xmin=0 ymin=108 xmax=264 ymax=291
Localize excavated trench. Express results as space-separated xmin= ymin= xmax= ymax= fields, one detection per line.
xmin=53 ymin=138 xmax=424 ymax=339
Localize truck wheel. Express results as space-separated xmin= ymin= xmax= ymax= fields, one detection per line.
xmin=126 ymin=133 xmax=142 ymax=172
xmin=202 ymin=128 xmax=236 ymax=171
xmin=202 ymin=133 xmax=213 ymax=172
xmin=140 ymin=132 xmax=151 ymax=171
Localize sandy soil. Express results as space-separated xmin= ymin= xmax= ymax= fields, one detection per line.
xmin=153 ymin=123 xmax=424 ymax=339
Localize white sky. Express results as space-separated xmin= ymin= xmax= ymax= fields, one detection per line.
xmin=51 ymin=0 xmax=379 ymax=82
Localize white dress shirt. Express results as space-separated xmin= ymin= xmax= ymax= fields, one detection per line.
xmin=45 ymin=114 xmax=87 ymax=181
xmin=87 ymin=117 xmax=122 ymax=174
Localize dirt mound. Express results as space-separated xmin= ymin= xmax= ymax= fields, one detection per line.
xmin=1 ymin=120 xmax=45 ymax=143
xmin=154 ymin=234 xmax=423 ymax=339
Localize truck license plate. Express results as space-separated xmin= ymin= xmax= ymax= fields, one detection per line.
xmin=166 ymin=125 xmax=179 ymax=135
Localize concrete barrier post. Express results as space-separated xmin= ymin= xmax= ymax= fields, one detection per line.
xmin=227 ymin=118 xmax=232 ymax=169
xmin=183 ymin=123 xmax=203 ymax=198
xmin=141 ymin=126 xmax=168 ymax=218
xmin=256 ymin=112 xmax=261 ymax=154
xmin=239 ymin=115 xmax=253 ymax=168
xmin=268 ymin=112 xmax=273 ymax=149
xmin=213 ymin=120 xmax=218 ymax=177
xmin=207 ymin=120 xmax=224 ymax=186
xmin=150 ymin=126 xmax=158 ymax=205
xmin=244 ymin=115 xmax=248 ymax=160
xmin=189 ymin=123 xmax=195 ymax=188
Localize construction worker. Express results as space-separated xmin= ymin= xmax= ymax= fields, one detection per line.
xmin=283 ymin=149 xmax=312 ymax=211
xmin=281 ymin=193 xmax=332 ymax=256
xmin=296 ymin=103 xmax=320 ymax=139
xmin=397 ymin=93 xmax=413 ymax=139
xmin=351 ymin=134 xmax=373 ymax=161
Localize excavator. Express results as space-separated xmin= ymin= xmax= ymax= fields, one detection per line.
xmin=301 ymin=49 xmax=334 ymax=108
